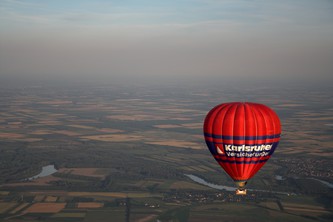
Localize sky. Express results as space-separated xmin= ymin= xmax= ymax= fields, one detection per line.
xmin=0 ymin=0 xmax=332 ymax=85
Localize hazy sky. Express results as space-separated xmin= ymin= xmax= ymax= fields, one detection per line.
xmin=1 ymin=0 xmax=332 ymax=84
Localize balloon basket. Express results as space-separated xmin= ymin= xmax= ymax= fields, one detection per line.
xmin=236 ymin=189 xmax=247 ymax=195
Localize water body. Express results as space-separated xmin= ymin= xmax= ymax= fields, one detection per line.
xmin=275 ymin=175 xmax=285 ymax=180
xmin=310 ymin=178 xmax=333 ymax=189
xmin=185 ymin=174 xmax=235 ymax=191
xmin=185 ymin=174 xmax=290 ymax=195
xmin=186 ymin=174 xmax=333 ymax=194
xmin=27 ymin=165 xmax=58 ymax=180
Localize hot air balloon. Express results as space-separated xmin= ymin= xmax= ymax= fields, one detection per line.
xmin=203 ymin=102 xmax=281 ymax=195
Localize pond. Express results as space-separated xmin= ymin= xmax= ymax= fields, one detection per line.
xmin=26 ymin=165 xmax=58 ymax=180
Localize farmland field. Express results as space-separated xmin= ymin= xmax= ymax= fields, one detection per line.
xmin=0 ymin=83 xmax=332 ymax=222
xmin=0 ymin=203 xmax=18 ymax=214
xmin=24 ymin=203 xmax=66 ymax=213
xmin=77 ymin=202 xmax=104 ymax=208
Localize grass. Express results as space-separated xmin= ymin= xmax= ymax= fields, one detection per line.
xmin=45 ymin=196 xmax=58 ymax=202
xmin=10 ymin=203 xmax=30 ymax=214
xmin=158 ymin=206 xmax=190 ymax=222
xmin=58 ymin=167 xmax=107 ymax=178
xmin=33 ymin=195 xmax=45 ymax=202
xmin=0 ymin=202 xmax=18 ymax=213
xmin=84 ymin=210 xmax=125 ymax=222
xmin=145 ymin=141 xmax=202 ymax=149
xmin=52 ymin=212 xmax=86 ymax=218
xmin=190 ymin=203 xmax=321 ymax=222
xmin=169 ymin=181 xmax=210 ymax=190
xmin=24 ymin=203 xmax=66 ymax=213
xmin=77 ymin=202 xmax=104 ymax=208
xmin=131 ymin=214 xmax=158 ymax=222
xmin=80 ymin=134 xmax=142 ymax=142
xmin=67 ymin=192 xmax=161 ymax=198
xmin=282 ymin=202 xmax=331 ymax=216
xmin=280 ymin=194 xmax=325 ymax=206
xmin=259 ymin=201 xmax=281 ymax=211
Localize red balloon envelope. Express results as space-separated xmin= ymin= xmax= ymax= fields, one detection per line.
xmin=203 ymin=102 xmax=281 ymax=194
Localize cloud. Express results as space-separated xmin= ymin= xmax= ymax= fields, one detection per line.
xmin=1 ymin=0 xmax=41 ymax=8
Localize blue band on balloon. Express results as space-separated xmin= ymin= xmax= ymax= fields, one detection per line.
xmin=213 ymin=141 xmax=279 ymax=146
xmin=215 ymin=154 xmax=272 ymax=160
xmin=217 ymin=159 xmax=269 ymax=164
xmin=204 ymin=133 xmax=280 ymax=140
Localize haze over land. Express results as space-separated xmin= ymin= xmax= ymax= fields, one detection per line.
xmin=1 ymin=0 xmax=333 ymax=84
xmin=0 ymin=83 xmax=332 ymax=222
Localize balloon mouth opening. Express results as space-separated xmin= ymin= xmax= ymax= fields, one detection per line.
xmin=235 ymin=181 xmax=247 ymax=188
xmin=234 ymin=181 xmax=247 ymax=195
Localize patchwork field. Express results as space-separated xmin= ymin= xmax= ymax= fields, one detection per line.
xmin=58 ymin=168 xmax=108 ymax=178
xmin=77 ymin=202 xmax=104 ymax=208
xmin=10 ymin=203 xmax=30 ymax=214
xmin=145 ymin=140 xmax=202 ymax=149
xmin=0 ymin=202 xmax=18 ymax=214
xmin=24 ymin=203 xmax=66 ymax=213
xmin=51 ymin=212 xmax=86 ymax=218
xmin=0 ymin=84 xmax=332 ymax=221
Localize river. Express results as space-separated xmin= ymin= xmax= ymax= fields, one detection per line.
xmin=186 ymin=174 xmax=333 ymax=194
xmin=310 ymin=178 xmax=333 ymax=189
xmin=185 ymin=174 xmax=289 ymax=195
xmin=185 ymin=174 xmax=235 ymax=191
